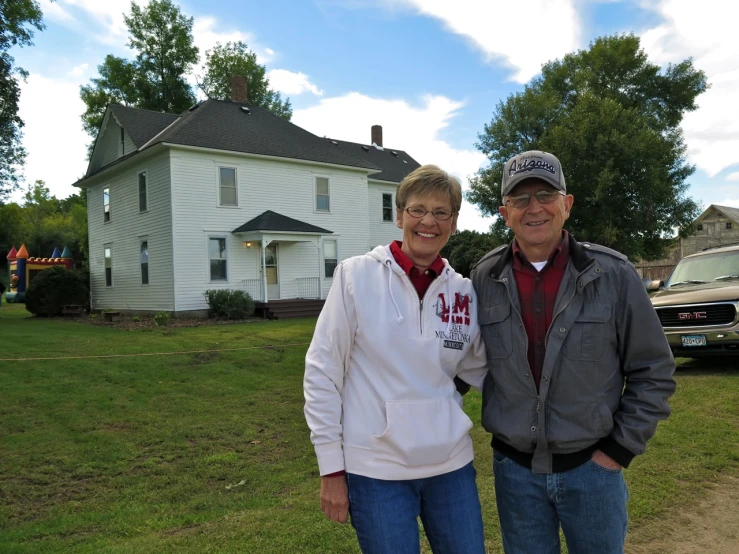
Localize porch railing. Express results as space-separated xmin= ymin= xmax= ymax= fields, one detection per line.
xmin=242 ymin=279 xmax=264 ymax=302
xmin=296 ymin=277 xmax=320 ymax=299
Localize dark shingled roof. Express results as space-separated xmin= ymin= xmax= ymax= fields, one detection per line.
xmin=232 ymin=211 xmax=333 ymax=234
xmin=327 ymin=138 xmax=421 ymax=183
xmin=109 ymin=104 xmax=179 ymax=148
xmin=149 ymin=100 xmax=379 ymax=171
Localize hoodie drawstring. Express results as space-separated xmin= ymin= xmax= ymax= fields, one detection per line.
xmin=386 ymin=260 xmax=404 ymax=324
xmin=445 ymin=268 xmax=453 ymax=333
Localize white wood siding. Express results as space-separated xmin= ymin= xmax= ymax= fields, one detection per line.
xmin=86 ymin=151 xmax=175 ymax=311
xmin=367 ymin=181 xmax=402 ymax=250
xmin=88 ymin=115 xmax=136 ymax=175
xmin=170 ymin=149 xmax=371 ymax=311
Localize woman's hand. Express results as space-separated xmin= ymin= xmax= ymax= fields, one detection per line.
xmin=320 ymin=474 xmax=349 ymax=523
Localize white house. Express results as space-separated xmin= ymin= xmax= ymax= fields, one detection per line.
xmin=74 ymin=79 xmax=421 ymax=317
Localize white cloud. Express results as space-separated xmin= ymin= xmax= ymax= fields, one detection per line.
xmin=640 ymin=0 xmax=739 ymax=177
xmin=68 ymin=63 xmax=89 ymax=77
xmin=267 ymin=69 xmax=323 ymax=96
xmin=192 ymin=17 xmax=275 ymax=65
xmin=293 ymin=93 xmax=491 ymax=231
xmin=40 ymin=0 xmax=149 ymax=45
xmin=386 ymin=0 xmax=581 ymax=83
xmin=16 ymin=74 xmax=89 ymax=200
xmin=726 ymin=172 xmax=739 ymax=182
xmin=718 ymin=198 xmax=739 ymax=208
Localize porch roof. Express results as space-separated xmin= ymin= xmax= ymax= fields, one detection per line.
xmin=232 ymin=210 xmax=333 ymax=235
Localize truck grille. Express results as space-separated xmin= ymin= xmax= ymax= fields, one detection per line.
xmin=656 ymin=303 xmax=737 ymax=328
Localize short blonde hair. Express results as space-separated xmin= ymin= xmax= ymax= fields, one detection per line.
xmin=396 ymin=164 xmax=462 ymax=214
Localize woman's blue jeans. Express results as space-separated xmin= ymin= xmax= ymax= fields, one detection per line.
xmin=346 ymin=462 xmax=486 ymax=554
xmin=493 ymin=451 xmax=628 ymax=554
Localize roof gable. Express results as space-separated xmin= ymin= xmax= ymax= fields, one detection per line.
xmin=232 ymin=210 xmax=333 ymax=234
xmin=696 ymin=204 xmax=739 ymax=224
xmin=109 ymin=104 xmax=179 ymax=148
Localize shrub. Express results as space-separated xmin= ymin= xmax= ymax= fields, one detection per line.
xmin=25 ymin=266 xmax=88 ymax=316
xmin=132 ymin=315 xmax=141 ymax=322
xmin=205 ymin=289 xmax=255 ymax=320
xmin=153 ymin=311 xmax=170 ymax=327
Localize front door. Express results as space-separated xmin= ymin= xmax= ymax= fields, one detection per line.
xmin=265 ymin=243 xmax=280 ymax=300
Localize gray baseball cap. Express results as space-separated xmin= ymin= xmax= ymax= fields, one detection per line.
xmin=501 ymin=150 xmax=566 ymax=197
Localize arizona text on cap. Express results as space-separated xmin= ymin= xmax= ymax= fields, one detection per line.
xmin=501 ymin=150 xmax=566 ymax=197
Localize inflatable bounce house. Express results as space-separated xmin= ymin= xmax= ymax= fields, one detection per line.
xmin=5 ymin=245 xmax=74 ymax=303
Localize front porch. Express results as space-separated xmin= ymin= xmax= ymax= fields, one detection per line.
xmin=232 ymin=211 xmax=334 ymax=308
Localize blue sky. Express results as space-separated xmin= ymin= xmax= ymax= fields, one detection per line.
xmin=10 ymin=0 xmax=739 ymax=232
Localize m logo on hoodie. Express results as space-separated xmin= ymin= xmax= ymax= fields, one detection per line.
xmin=435 ymin=292 xmax=471 ymax=325
xmin=435 ymin=293 xmax=472 ymax=349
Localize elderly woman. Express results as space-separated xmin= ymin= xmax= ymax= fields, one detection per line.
xmin=304 ymin=165 xmax=488 ymax=554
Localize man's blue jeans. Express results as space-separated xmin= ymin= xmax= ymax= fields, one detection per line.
xmin=493 ymin=451 xmax=628 ymax=554
xmin=346 ymin=462 xmax=486 ymax=554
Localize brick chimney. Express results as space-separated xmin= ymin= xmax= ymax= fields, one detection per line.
xmin=371 ymin=125 xmax=383 ymax=147
xmin=231 ymin=75 xmax=249 ymax=103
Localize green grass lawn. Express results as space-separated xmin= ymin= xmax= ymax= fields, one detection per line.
xmin=1 ymin=302 xmax=738 ymax=553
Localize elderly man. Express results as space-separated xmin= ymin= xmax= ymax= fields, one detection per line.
xmin=472 ymin=151 xmax=676 ymax=554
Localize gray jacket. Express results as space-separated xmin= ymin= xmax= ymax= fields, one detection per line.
xmin=472 ymin=235 xmax=676 ymax=474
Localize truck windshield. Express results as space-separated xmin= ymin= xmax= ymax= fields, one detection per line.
xmin=667 ymin=251 xmax=739 ymax=288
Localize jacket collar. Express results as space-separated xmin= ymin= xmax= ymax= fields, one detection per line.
xmin=488 ymin=232 xmax=594 ymax=279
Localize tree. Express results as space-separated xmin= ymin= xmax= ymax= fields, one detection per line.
xmin=441 ymin=230 xmax=505 ymax=278
xmin=124 ymin=0 xmax=198 ymax=113
xmin=80 ymin=0 xmax=198 ymax=139
xmin=0 ymin=0 xmax=47 ymax=200
xmin=79 ymin=55 xmax=140 ymax=137
xmin=198 ymin=41 xmax=292 ymax=120
xmin=468 ymin=34 xmax=707 ymax=261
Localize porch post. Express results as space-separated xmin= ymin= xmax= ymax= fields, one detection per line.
xmin=317 ymin=237 xmax=322 ymax=300
xmin=262 ymin=240 xmax=269 ymax=303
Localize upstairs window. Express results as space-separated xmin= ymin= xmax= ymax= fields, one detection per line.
xmin=138 ymin=171 xmax=148 ymax=212
xmin=219 ymin=167 xmax=237 ymax=206
xmin=323 ymin=240 xmax=337 ymax=278
xmin=697 ymin=224 xmax=703 ymax=231
xmin=727 ymin=222 xmax=733 ymax=230
xmin=120 ymin=128 xmax=125 ymax=155
xmin=315 ymin=177 xmax=330 ymax=212
xmin=140 ymin=241 xmax=149 ymax=285
xmin=382 ymin=193 xmax=393 ymax=222
xmin=104 ymin=246 xmax=112 ymax=286
xmin=103 ymin=187 xmax=110 ymax=222
xmin=209 ymin=237 xmax=228 ymax=281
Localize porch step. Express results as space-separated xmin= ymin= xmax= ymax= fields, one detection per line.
xmin=255 ymin=299 xmax=325 ymax=320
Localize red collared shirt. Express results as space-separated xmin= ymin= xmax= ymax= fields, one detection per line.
xmin=512 ymin=231 xmax=570 ymax=389
xmin=389 ymin=240 xmax=446 ymax=298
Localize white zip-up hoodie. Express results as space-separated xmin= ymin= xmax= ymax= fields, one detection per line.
xmin=304 ymin=244 xmax=488 ymax=480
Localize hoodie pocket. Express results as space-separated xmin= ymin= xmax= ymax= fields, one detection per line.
xmin=371 ymin=398 xmax=473 ymax=467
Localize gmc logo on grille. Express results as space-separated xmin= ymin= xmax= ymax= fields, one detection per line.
xmin=678 ymin=312 xmax=708 ymax=320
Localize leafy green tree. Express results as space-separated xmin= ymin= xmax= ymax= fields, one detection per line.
xmin=80 ymin=0 xmax=198 ymax=139
xmin=124 ymin=0 xmax=198 ymax=112
xmin=0 ymin=0 xmax=47 ymax=200
xmin=468 ymin=34 xmax=707 ymax=260
xmin=199 ymin=41 xmax=292 ymax=120
xmin=79 ymin=55 xmax=140 ymax=137
xmin=441 ymin=230 xmax=505 ymax=278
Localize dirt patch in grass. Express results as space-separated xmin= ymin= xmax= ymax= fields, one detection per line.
xmin=628 ymin=475 xmax=739 ymax=554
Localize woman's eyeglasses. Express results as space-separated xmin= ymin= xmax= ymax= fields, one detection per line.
xmin=404 ymin=206 xmax=456 ymax=221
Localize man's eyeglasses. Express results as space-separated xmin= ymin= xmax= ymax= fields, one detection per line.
xmin=506 ymin=190 xmax=565 ymax=209
xmin=404 ymin=206 xmax=456 ymax=221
